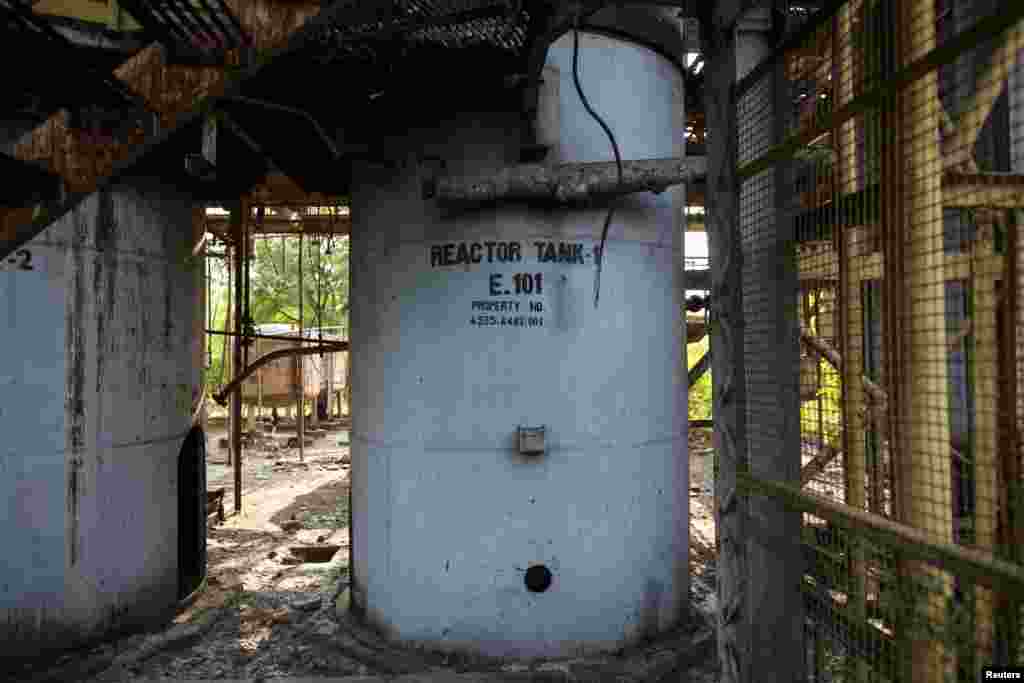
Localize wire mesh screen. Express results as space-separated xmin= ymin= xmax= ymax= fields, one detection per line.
xmin=733 ymin=0 xmax=1024 ymax=680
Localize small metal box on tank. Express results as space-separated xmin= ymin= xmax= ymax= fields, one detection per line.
xmin=517 ymin=426 xmax=546 ymax=456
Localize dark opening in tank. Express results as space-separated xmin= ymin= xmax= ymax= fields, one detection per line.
xmin=524 ymin=564 xmax=553 ymax=593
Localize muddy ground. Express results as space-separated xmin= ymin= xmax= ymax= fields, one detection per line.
xmin=19 ymin=427 xmax=720 ymax=682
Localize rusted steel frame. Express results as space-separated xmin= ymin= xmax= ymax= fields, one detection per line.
xmin=943 ymin=173 xmax=1024 ymax=209
xmin=898 ymin=0 xmax=953 ymax=676
xmin=800 ymin=444 xmax=840 ymax=487
xmin=120 ymin=0 xmax=191 ymax=44
xmin=212 ymin=0 xmax=247 ymax=44
xmin=205 ymin=329 xmax=346 ymax=344
xmin=879 ymin=0 xmax=909 ymax=666
xmin=3 ymin=0 xmax=140 ymax=109
xmin=738 ymin=472 xmax=1024 ymax=593
xmin=216 ymin=109 xmax=275 ymax=169
xmin=1006 ymin=215 xmax=1024 ymax=559
xmin=135 ymin=0 xmax=193 ymax=42
xmin=192 ymin=232 xmax=209 ymax=257
xmin=222 ymin=95 xmax=340 ymax=159
xmin=1000 ymin=214 xmax=1024 ymax=659
xmin=733 ymin=0 xmax=848 ymax=98
xmin=205 ymin=217 xmax=352 ymax=235
xmin=297 ymin=231 xmax=304 ymax=462
xmin=0 ymin=2 xmax=385 ymax=262
xmin=191 ymin=383 xmax=207 ymax=425
xmin=147 ymin=2 xmax=194 ymax=44
xmin=943 ymin=20 xmax=1024 ymax=171
xmin=242 ymin=200 xmax=252 ymax=347
xmin=427 ymin=157 xmax=708 ymax=204
xmin=174 ymin=0 xmax=226 ymax=50
xmin=338 ymin=3 xmax=510 ymax=42
xmin=212 ymin=342 xmax=347 ymax=406
xmin=165 ymin=0 xmax=217 ymax=49
xmin=737 ymin=1 xmax=1024 ymax=181
xmin=231 ymin=203 xmax=244 ymax=512
xmin=158 ymin=0 xmax=210 ymax=48
xmin=800 ymin=329 xmax=888 ymax=405
xmin=195 ymin=0 xmax=234 ymax=47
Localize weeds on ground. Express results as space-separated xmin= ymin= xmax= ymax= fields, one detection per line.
xmin=318 ymin=563 xmax=350 ymax=594
xmin=301 ymin=494 xmax=350 ymax=530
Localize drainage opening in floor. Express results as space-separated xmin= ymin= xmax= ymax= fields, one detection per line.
xmin=524 ymin=564 xmax=552 ymax=593
xmin=289 ymin=545 xmax=341 ymax=563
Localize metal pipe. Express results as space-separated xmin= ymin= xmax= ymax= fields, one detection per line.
xmin=298 ymin=231 xmax=304 ymax=463
xmin=223 ymin=95 xmax=340 ymax=160
xmin=231 ymin=205 xmax=244 ymax=514
xmin=192 ymin=232 xmax=209 ymax=258
xmin=427 ymin=156 xmax=707 ymax=204
xmin=191 ymin=384 xmax=207 ymax=425
xmin=212 ymin=342 xmax=347 ymax=406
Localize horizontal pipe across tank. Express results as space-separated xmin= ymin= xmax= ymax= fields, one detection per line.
xmin=213 ymin=342 xmax=348 ymax=406
xmin=423 ymin=156 xmax=706 ymax=204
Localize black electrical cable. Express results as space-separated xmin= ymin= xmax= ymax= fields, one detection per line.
xmin=571 ymin=23 xmax=623 ymax=309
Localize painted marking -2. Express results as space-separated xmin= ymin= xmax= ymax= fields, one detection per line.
xmin=2 ymin=249 xmax=33 ymax=271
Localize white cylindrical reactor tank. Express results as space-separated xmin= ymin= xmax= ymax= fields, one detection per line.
xmin=351 ymin=29 xmax=687 ymax=657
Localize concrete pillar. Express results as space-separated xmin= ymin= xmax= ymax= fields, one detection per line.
xmin=0 ymin=179 xmax=199 ymax=664
xmin=703 ymin=5 xmax=804 ymax=682
xmin=735 ymin=7 xmax=806 ymax=680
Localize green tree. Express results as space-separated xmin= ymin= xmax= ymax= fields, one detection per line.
xmin=250 ymin=233 xmax=350 ymax=332
xmin=203 ymin=231 xmax=350 ymax=394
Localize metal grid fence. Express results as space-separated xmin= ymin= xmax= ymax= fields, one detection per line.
xmin=734 ymin=0 xmax=1024 ymax=679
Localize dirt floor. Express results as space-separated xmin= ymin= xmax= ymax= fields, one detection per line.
xmin=19 ymin=427 xmax=720 ymax=683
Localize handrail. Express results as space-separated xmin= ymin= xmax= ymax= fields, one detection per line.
xmin=738 ymin=471 xmax=1024 ymax=593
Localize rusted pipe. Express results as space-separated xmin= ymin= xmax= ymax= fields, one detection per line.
xmin=424 ymin=156 xmax=707 ymax=204
xmin=212 ymin=342 xmax=349 ymax=406
xmin=800 ymin=330 xmax=887 ymax=405
xmin=205 ymin=328 xmax=343 ymax=345
xmin=191 ymin=384 xmax=207 ymax=426
xmin=191 ymin=232 xmax=209 ymax=258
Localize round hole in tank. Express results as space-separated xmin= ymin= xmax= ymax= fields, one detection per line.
xmin=524 ymin=564 xmax=553 ymax=593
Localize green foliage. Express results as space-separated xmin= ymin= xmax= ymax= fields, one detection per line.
xmin=250 ymin=233 xmax=350 ymax=330
xmin=204 ymin=233 xmax=350 ymax=393
xmin=301 ymin=493 xmax=349 ymax=530
xmin=800 ymin=359 xmax=844 ymax=449
xmin=687 ymin=336 xmax=712 ymax=420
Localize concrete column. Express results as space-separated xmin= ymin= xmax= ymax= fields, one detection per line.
xmin=0 ymin=178 xmax=199 ymax=662
xmin=738 ymin=6 xmax=805 ymax=682
xmin=701 ymin=13 xmax=748 ymax=683
xmin=704 ymin=5 xmax=804 ymax=682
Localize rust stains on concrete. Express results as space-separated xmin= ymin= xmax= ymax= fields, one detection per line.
xmin=94 ymin=189 xmax=118 ymax=398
